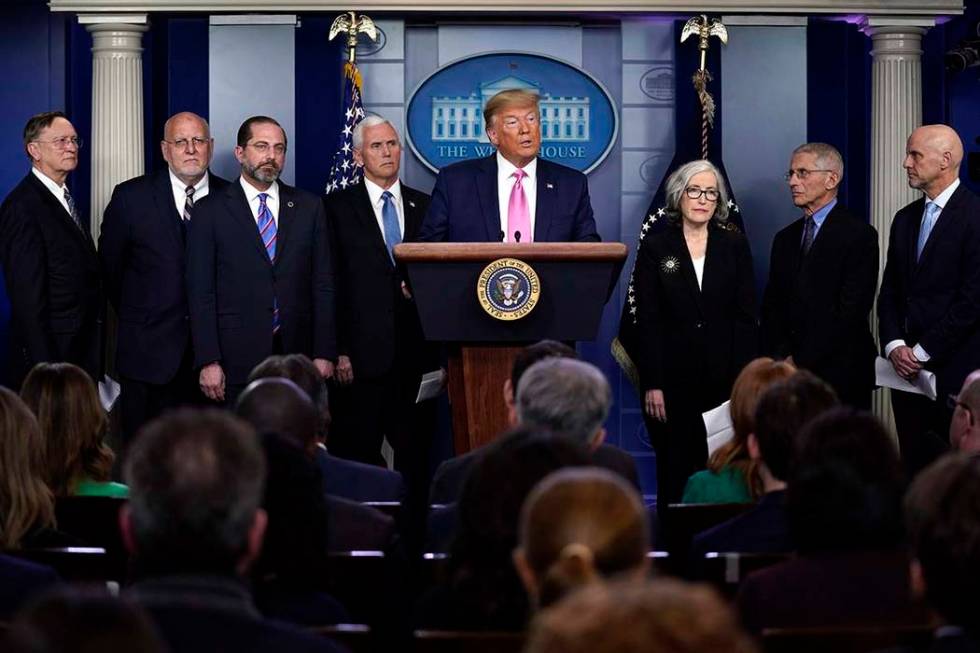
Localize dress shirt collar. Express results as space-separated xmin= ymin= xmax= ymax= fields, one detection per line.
xmin=239 ymin=176 xmax=279 ymax=205
xmin=496 ymin=151 xmax=537 ymax=183
xmin=169 ymin=169 xmax=208 ymax=198
xmin=31 ymin=166 xmax=68 ymax=196
xmin=809 ymin=197 xmax=837 ymax=230
xmin=929 ymin=177 xmax=959 ymax=210
xmin=364 ymin=176 xmax=401 ymax=208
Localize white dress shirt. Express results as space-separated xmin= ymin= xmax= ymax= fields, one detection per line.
xmin=239 ymin=176 xmax=279 ymax=227
xmin=169 ymin=170 xmax=210 ymax=218
xmin=363 ymin=177 xmax=404 ymax=244
xmin=692 ymin=255 xmax=705 ymax=290
xmin=883 ymin=177 xmax=961 ymax=362
xmin=31 ymin=167 xmax=72 ymax=217
xmin=496 ymin=152 xmax=537 ymax=241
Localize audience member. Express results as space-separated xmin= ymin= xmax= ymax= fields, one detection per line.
xmin=0 ymin=554 xmax=60 ymax=621
xmin=429 ymin=346 xmax=638 ymax=505
xmin=0 ymin=387 xmax=70 ymax=549
xmin=121 ymin=408 xmax=343 ymax=652
xmin=525 ymin=578 xmax=758 ymax=653
xmin=415 ymin=427 xmax=590 ymax=630
xmin=682 ymin=357 xmax=797 ymax=504
xmin=692 ymin=371 xmax=838 ymax=560
xmin=249 ymin=354 xmax=405 ymax=502
xmin=514 ymin=468 xmax=649 ymax=610
xmin=903 ymin=453 xmax=980 ymax=651
xmin=20 ymin=363 xmax=127 ymax=498
xmin=737 ymin=409 xmax=927 ymax=634
xmin=3 ymin=587 xmax=166 ymax=653
xmin=949 ymin=369 xmax=980 ymax=453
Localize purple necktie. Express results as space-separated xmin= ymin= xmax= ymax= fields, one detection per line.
xmin=507 ymin=169 xmax=531 ymax=243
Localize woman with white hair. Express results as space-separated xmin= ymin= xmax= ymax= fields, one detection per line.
xmin=632 ymin=159 xmax=757 ymax=506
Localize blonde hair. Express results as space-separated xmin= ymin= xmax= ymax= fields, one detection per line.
xmin=0 ymin=387 xmax=55 ymax=548
xmin=483 ymin=89 xmax=540 ymax=131
xmin=518 ymin=467 xmax=648 ymax=608
xmin=21 ymin=363 xmax=114 ymax=496
xmin=706 ymin=358 xmax=796 ymax=498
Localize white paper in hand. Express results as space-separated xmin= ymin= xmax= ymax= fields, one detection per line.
xmin=416 ymin=369 xmax=447 ymax=404
xmin=703 ymin=400 xmax=734 ymax=457
xmin=874 ymin=356 xmax=937 ymax=401
xmin=98 ymin=375 xmax=121 ymax=412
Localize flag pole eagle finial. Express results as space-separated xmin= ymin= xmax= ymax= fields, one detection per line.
xmin=329 ymin=11 xmax=379 ymax=65
xmin=680 ymin=14 xmax=728 ymax=159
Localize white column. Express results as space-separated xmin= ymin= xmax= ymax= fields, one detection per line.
xmin=862 ymin=16 xmax=934 ymax=438
xmin=79 ymin=15 xmax=149 ymax=243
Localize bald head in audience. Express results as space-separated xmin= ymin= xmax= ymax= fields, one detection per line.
xmin=235 ymin=377 xmax=318 ymax=455
xmin=950 ymin=370 xmax=980 ymax=453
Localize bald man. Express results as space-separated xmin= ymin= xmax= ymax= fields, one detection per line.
xmin=950 ymin=370 xmax=980 ymax=453
xmin=100 ymin=111 xmax=230 ymax=441
xmin=879 ymin=124 xmax=980 ymax=478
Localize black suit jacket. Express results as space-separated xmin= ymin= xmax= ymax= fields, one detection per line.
xmin=878 ymin=184 xmax=980 ymax=398
xmin=691 ymin=490 xmax=791 ymax=561
xmin=325 ymin=180 xmax=434 ymax=379
xmin=762 ymin=203 xmax=878 ymax=403
xmin=0 ymin=554 xmax=60 ymax=620
xmin=0 ymin=172 xmax=103 ymax=387
xmin=315 ymin=448 xmax=405 ymax=502
xmin=100 ymin=169 xmax=230 ymax=384
xmin=418 ymin=155 xmax=600 ymax=242
xmin=186 ymin=180 xmax=336 ymax=385
xmin=634 ymin=222 xmax=758 ymax=405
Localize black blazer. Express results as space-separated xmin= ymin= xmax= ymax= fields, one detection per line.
xmin=99 ymin=169 xmax=230 ymax=384
xmin=325 ymin=180 xmax=433 ymax=379
xmin=186 ymin=180 xmax=336 ymax=385
xmin=315 ymin=448 xmax=405 ymax=503
xmin=634 ymin=222 xmax=757 ymax=403
xmin=762 ymin=203 xmax=878 ymax=402
xmin=878 ymin=184 xmax=980 ymax=397
xmin=0 ymin=172 xmax=103 ymax=387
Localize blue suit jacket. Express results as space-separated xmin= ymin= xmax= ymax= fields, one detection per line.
xmin=418 ymin=155 xmax=600 ymax=242
xmin=315 ymin=448 xmax=405 ymax=503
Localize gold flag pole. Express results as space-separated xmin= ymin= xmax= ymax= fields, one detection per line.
xmin=680 ymin=14 xmax=729 ymax=159
xmin=328 ymin=10 xmax=379 ymax=64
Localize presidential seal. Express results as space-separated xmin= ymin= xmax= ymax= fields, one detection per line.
xmin=477 ymin=258 xmax=541 ymax=321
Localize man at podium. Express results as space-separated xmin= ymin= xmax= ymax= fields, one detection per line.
xmin=418 ymin=89 xmax=600 ymax=243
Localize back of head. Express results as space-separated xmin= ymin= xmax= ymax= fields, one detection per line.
xmin=516 ymin=358 xmax=611 ymax=446
xmin=518 ymin=468 xmax=649 ymax=608
xmin=4 ymin=587 xmax=165 ymax=653
xmin=511 ymin=340 xmax=577 ymax=392
xmin=450 ymin=427 xmax=591 ymax=626
xmin=525 ymin=578 xmax=758 ymax=653
xmin=235 ymin=378 xmax=317 ymax=453
xmin=906 ymin=453 xmax=980 ymax=632
xmin=20 ymin=363 xmax=112 ymax=496
xmin=788 ymin=408 xmax=905 ymax=553
xmin=0 ymin=387 xmax=54 ymax=549
xmin=248 ymin=354 xmax=329 ymax=442
xmin=753 ymin=370 xmax=838 ymax=482
xmin=124 ymin=409 xmax=266 ymax=576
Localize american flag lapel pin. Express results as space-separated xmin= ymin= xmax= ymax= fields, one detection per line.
xmin=287 ymin=201 xmax=295 ymax=208
xmin=546 ymin=183 xmax=554 ymax=189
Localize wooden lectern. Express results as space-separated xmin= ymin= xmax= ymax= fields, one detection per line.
xmin=394 ymin=242 xmax=627 ymax=455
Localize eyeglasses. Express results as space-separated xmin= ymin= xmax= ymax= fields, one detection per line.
xmin=684 ymin=187 xmax=720 ymax=202
xmin=784 ymin=168 xmax=834 ymax=181
xmin=33 ymin=136 xmax=83 ymax=151
xmin=949 ymin=394 xmax=975 ymax=425
xmin=247 ymin=142 xmax=286 ymax=155
xmin=165 ymin=137 xmax=210 ymax=150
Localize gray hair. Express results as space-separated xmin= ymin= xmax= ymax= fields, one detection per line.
xmin=792 ymin=142 xmax=844 ymax=177
xmin=663 ymin=159 xmax=730 ymax=222
xmin=352 ymin=113 xmax=399 ymax=151
xmin=516 ymin=358 xmax=611 ymax=446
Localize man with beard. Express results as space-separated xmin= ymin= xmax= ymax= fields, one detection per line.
xmin=187 ymin=116 xmax=336 ymax=406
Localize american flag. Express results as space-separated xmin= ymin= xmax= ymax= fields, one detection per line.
xmin=325 ymin=62 xmax=366 ymax=194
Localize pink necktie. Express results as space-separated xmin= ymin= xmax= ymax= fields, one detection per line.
xmin=507 ymin=169 xmax=532 ymax=243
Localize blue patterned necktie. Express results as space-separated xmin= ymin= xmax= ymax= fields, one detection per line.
xmin=381 ymin=190 xmax=402 ymax=263
xmin=63 ymin=187 xmax=83 ymax=231
xmin=916 ymin=201 xmax=940 ymax=261
xmin=801 ymin=214 xmax=815 ymax=256
xmin=257 ymin=193 xmax=280 ymax=333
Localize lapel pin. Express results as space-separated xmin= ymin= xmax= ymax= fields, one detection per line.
xmin=287 ymin=201 xmax=294 ymax=208
xmin=546 ymin=183 xmax=554 ymax=189
xmin=409 ymin=201 xmax=416 ymax=208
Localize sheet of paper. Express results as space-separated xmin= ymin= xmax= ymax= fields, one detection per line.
xmin=416 ymin=368 xmax=447 ymax=403
xmin=874 ymin=356 xmax=937 ymax=401
xmin=98 ymin=375 xmax=121 ymax=412
xmin=702 ymin=400 xmax=734 ymax=457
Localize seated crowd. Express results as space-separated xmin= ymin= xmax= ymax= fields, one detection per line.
xmin=1 ymin=343 xmax=979 ymax=653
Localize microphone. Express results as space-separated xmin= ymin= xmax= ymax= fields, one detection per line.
xmin=514 ymin=231 xmax=522 ymax=243
xmin=499 ymin=230 xmax=505 ymax=242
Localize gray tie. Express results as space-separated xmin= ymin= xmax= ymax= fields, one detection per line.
xmin=63 ymin=187 xmax=83 ymax=231
xmin=183 ymin=185 xmax=195 ymax=222
xmin=801 ymin=215 xmax=815 ymax=256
